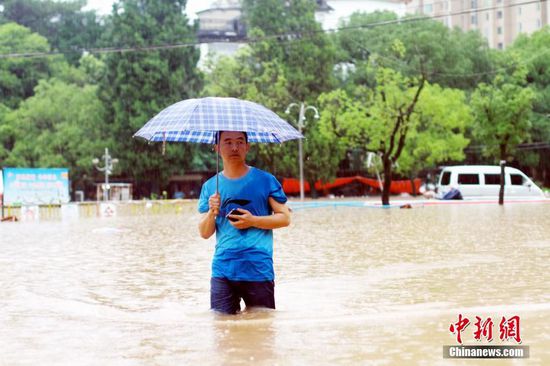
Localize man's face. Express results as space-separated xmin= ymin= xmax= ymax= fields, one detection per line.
xmin=217 ymin=131 xmax=250 ymax=163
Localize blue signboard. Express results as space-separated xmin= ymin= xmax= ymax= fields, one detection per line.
xmin=2 ymin=168 xmax=70 ymax=205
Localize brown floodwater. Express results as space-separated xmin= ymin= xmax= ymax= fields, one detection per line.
xmin=1 ymin=201 xmax=549 ymax=365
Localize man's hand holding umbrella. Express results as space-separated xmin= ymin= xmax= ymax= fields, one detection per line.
xmin=208 ymin=193 xmax=220 ymax=217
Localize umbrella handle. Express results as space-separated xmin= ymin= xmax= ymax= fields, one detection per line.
xmin=216 ymin=131 xmax=219 ymax=194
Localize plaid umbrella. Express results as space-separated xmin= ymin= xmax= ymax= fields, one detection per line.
xmin=133 ymin=97 xmax=303 ymax=192
xmin=133 ymin=97 xmax=303 ymax=143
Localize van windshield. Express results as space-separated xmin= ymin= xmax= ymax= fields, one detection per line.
xmin=440 ymin=171 xmax=451 ymax=185
xmin=511 ymin=174 xmax=524 ymax=185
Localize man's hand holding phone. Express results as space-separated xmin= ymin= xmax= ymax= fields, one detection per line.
xmin=227 ymin=208 xmax=255 ymax=229
xmin=226 ymin=208 xmax=244 ymax=222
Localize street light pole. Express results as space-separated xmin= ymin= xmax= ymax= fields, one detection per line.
xmin=92 ymin=148 xmax=118 ymax=201
xmin=285 ymin=102 xmax=319 ymax=200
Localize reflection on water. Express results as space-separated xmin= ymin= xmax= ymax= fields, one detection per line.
xmin=1 ymin=202 xmax=549 ymax=364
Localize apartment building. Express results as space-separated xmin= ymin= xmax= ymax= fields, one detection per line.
xmin=403 ymin=0 xmax=549 ymax=48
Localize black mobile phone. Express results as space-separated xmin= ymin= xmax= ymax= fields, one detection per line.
xmin=226 ymin=208 xmax=244 ymax=221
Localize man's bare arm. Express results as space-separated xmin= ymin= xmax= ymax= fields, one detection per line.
xmin=198 ymin=211 xmax=216 ymax=239
xmin=198 ymin=193 xmax=219 ymax=239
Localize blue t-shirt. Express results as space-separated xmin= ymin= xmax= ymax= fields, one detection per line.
xmin=198 ymin=167 xmax=287 ymax=281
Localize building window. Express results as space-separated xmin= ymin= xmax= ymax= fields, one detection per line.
xmin=472 ymin=14 xmax=478 ymax=24
xmin=471 ymin=0 xmax=477 ymax=8
xmin=518 ymin=22 xmax=522 ymax=32
xmin=486 ymin=13 xmax=489 ymax=21
xmin=498 ymin=42 xmax=503 ymax=49
xmin=497 ymin=26 xmax=502 ymax=34
xmin=424 ymin=3 xmax=433 ymax=13
xmin=518 ymin=7 xmax=521 ymax=15
xmin=497 ymin=10 xmax=503 ymax=19
xmin=537 ymin=19 xmax=541 ymax=28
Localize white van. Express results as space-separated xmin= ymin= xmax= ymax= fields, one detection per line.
xmin=436 ymin=165 xmax=544 ymax=199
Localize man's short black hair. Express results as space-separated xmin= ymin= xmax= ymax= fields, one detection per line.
xmin=215 ymin=131 xmax=248 ymax=144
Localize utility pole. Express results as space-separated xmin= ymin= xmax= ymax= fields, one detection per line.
xmin=92 ymin=148 xmax=118 ymax=201
xmin=285 ymin=102 xmax=319 ymax=200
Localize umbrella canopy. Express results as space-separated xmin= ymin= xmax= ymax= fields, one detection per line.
xmin=133 ymin=97 xmax=303 ymax=143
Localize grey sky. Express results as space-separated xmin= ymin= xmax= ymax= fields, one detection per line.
xmin=85 ymin=0 xmax=216 ymax=20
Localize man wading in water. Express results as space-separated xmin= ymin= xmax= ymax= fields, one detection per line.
xmin=198 ymin=131 xmax=291 ymax=314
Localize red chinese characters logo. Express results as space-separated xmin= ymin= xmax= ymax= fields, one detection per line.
xmin=499 ymin=316 xmax=521 ymax=343
xmin=450 ymin=315 xmax=521 ymax=344
xmin=449 ymin=314 xmax=470 ymax=344
xmin=474 ymin=316 xmax=494 ymax=342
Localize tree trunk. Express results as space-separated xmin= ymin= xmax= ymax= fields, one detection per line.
xmin=308 ymin=179 xmax=319 ymax=199
xmin=410 ymin=176 xmax=417 ymax=197
xmin=499 ymin=142 xmax=508 ymax=205
xmin=382 ymin=157 xmax=392 ymax=206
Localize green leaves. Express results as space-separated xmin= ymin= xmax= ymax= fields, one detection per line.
xmin=1 ymin=0 xmax=104 ymax=64
xmin=1 ymin=78 xmax=108 ymax=189
xmin=471 ymin=53 xmax=535 ymax=161
xmin=0 ymin=22 xmax=53 ymax=108
xmin=335 ymin=11 xmax=493 ymax=89
xmin=399 ymin=84 xmax=471 ymax=174
xmin=242 ymin=0 xmax=336 ymax=101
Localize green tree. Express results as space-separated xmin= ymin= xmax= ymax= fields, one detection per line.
xmin=313 ymin=89 xmax=359 ymax=194
xmin=316 ymin=64 xmax=469 ymax=205
xmin=241 ymin=0 xmax=336 ymax=101
xmin=396 ymin=84 xmax=472 ymax=192
xmin=99 ymin=0 xmax=203 ymax=197
xmin=355 ymin=67 xmax=426 ymax=205
xmin=471 ymin=56 xmax=535 ymax=204
xmin=0 ymin=103 xmax=13 ymax=162
xmin=1 ymin=0 xmax=104 ymax=64
xmin=334 ymin=11 xmax=493 ymax=90
xmin=511 ymin=27 xmax=550 ymax=187
xmin=0 ymin=22 xmax=53 ymax=108
xmin=2 ymin=78 xmax=108 ymax=194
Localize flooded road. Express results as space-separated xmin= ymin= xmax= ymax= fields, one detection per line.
xmin=1 ymin=202 xmax=549 ymax=365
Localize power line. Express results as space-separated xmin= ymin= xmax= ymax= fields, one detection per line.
xmin=341 ymin=21 xmax=550 ymax=80
xmin=0 ymin=0 xmax=545 ymax=60
xmin=466 ymin=141 xmax=550 ymax=151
